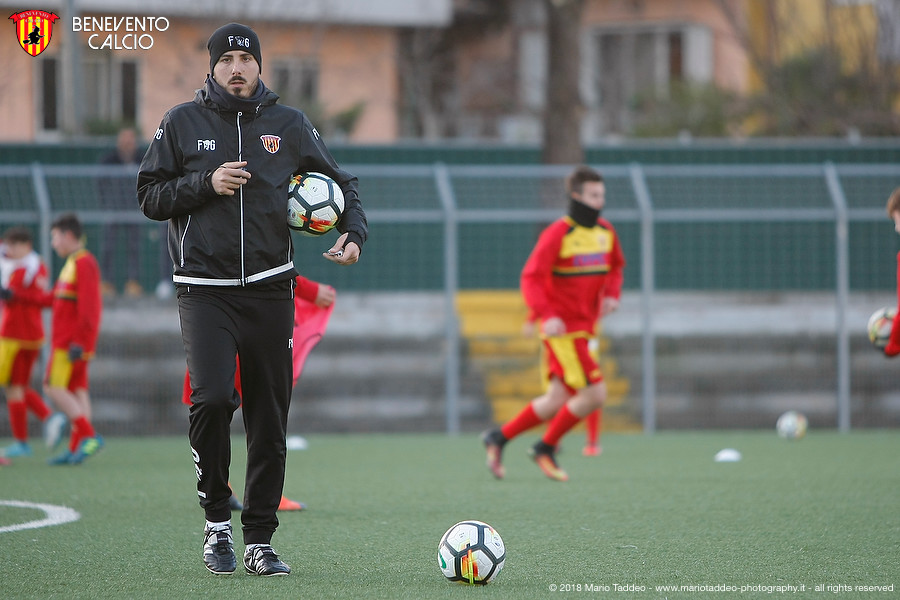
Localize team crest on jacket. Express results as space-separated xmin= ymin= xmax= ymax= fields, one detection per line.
xmin=9 ymin=10 xmax=59 ymax=57
xmin=260 ymin=135 xmax=281 ymax=154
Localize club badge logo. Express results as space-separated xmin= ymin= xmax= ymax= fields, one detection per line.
xmin=9 ymin=10 xmax=59 ymax=57
xmin=260 ymin=135 xmax=281 ymax=154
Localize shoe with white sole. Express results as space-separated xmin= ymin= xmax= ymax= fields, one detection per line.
xmin=243 ymin=544 xmax=291 ymax=576
xmin=203 ymin=525 xmax=236 ymax=575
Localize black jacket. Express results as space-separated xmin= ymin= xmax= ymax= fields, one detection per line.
xmin=137 ymin=80 xmax=367 ymax=288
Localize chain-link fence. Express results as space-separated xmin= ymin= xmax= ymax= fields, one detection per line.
xmin=1 ymin=162 xmax=899 ymax=435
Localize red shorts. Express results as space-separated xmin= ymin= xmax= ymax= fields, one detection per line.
xmin=0 ymin=339 xmax=40 ymax=386
xmin=541 ymin=333 xmax=604 ymax=395
xmin=45 ymin=348 xmax=89 ymax=392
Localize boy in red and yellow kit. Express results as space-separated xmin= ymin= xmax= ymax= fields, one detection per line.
xmin=0 ymin=227 xmax=57 ymax=458
xmin=482 ymin=165 xmax=625 ymax=481
xmin=45 ymin=213 xmax=104 ymax=465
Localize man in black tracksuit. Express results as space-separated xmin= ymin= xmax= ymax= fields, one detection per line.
xmin=137 ymin=23 xmax=367 ymax=576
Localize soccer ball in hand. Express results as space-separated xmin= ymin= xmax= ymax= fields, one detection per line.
xmin=438 ymin=520 xmax=505 ymax=585
xmin=867 ymin=306 xmax=896 ymax=349
xmin=287 ymin=172 xmax=344 ymax=236
xmin=776 ymin=410 xmax=808 ymax=440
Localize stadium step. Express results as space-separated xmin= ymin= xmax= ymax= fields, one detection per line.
xmin=11 ymin=294 xmax=490 ymax=436
xmin=5 ymin=292 xmax=898 ymax=438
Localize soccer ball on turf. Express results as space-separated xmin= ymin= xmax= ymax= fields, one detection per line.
xmin=867 ymin=306 xmax=896 ymax=349
xmin=438 ymin=520 xmax=505 ymax=585
xmin=776 ymin=410 xmax=808 ymax=440
xmin=287 ymin=172 xmax=344 ymax=236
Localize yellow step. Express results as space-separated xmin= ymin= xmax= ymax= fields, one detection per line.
xmin=460 ymin=315 xmax=530 ymax=337
xmin=468 ymin=337 xmax=540 ymax=357
xmin=456 ymin=290 xmax=526 ymax=311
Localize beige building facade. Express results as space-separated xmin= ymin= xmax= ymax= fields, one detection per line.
xmin=12 ymin=1 xmax=881 ymax=143
xmin=1 ymin=0 xmax=450 ymax=143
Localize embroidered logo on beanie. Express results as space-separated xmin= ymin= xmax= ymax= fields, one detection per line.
xmin=207 ymin=23 xmax=262 ymax=73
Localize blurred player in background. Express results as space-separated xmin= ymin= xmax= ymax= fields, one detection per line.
xmin=0 ymin=227 xmax=62 ymax=458
xmin=182 ymin=274 xmax=336 ymax=512
xmin=482 ymin=165 xmax=625 ymax=481
xmin=881 ymin=187 xmax=900 ymax=357
xmin=138 ymin=23 xmax=367 ymax=576
xmin=45 ymin=213 xmax=104 ymax=465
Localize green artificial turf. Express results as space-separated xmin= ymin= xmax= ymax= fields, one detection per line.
xmin=0 ymin=431 xmax=897 ymax=599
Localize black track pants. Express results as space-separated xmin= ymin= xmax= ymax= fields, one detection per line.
xmin=178 ymin=287 xmax=294 ymax=545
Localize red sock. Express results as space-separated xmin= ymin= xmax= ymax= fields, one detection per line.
xmin=8 ymin=402 xmax=28 ymax=442
xmin=585 ymin=408 xmax=602 ymax=447
xmin=500 ymin=403 xmax=544 ymax=441
xmin=24 ymin=388 xmax=52 ymax=421
xmin=542 ymin=404 xmax=581 ymax=447
xmin=70 ymin=416 xmax=96 ymax=452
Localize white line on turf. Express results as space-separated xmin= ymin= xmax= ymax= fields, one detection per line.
xmin=0 ymin=500 xmax=81 ymax=533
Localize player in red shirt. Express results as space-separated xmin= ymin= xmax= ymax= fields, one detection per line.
xmin=882 ymin=188 xmax=900 ymax=357
xmin=44 ymin=213 xmax=105 ymax=465
xmin=482 ymin=165 xmax=625 ymax=481
xmin=0 ymin=227 xmax=57 ymax=458
xmin=182 ymin=275 xmax=336 ymax=510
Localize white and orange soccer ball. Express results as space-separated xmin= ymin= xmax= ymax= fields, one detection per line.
xmin=776 ymin=410 xmax=808 ymax=440
xmin=867 ymin=306 xmax=896 ymax=349
xmin=287 ymin=172 xmax=344 ymax=236
xmin=437 ymin=520 xmax=505 ymax=585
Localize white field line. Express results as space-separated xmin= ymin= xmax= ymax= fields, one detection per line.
xmin=0 ymin=500 xmax=81 ymax=533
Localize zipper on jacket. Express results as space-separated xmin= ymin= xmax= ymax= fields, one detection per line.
xmin=237 ymin=111 xmax=246 ymax=286
xmin=179 ymin=215 xmax=191 ymax=267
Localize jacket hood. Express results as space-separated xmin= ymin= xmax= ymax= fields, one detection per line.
xmin=193 ymin=77 xmax=279 ymax=112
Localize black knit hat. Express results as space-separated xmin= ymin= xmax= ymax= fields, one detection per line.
xmin=207 ymin=23 xmax=262 ymax=74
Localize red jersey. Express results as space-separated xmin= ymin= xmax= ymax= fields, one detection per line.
xmin=521 ymin=216 xmax=625 ymax=334
xmin=51 ymin=249 xmax=102 ymax=354
xmin=885 ymin=251 xmax=900 ymax=355
xmin=0 ymin=250 xmax=51 ymax=345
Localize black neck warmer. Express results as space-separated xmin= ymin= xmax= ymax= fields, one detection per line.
xmin=206 ymin=75 xmax=268 ymax=114
xmin=567 ymin=197 xmax=600 ymax=227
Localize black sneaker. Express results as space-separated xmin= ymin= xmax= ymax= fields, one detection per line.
xmin=228 ymin=494 xmax=243 ymax=511
xmin=481 ymin=428 xmax=508 ymax=479
xmin=203 ymin=525 xmax=236 ymax=574
xmin=529 ymin=441 xmax=569 ymax=482
xmin=243 ymin=544 xmax=291 ymax=576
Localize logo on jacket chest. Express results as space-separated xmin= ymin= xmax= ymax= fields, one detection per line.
xmin=194 ymin=135 xmax=281 ymax=153
xmin=260 ymin=135 xmax=281 ymax=154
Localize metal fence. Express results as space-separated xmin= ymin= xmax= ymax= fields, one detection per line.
xmin=1 ymin=162 xmax=899 ymax=434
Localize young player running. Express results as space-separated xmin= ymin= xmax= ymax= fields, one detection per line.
xmin=0 ymin=227 xmax=61 ymax=458
xmin=45 ymin=214 xmax=104 ymax=465
xmin=482 ymin=165 xmax=625 ymax=481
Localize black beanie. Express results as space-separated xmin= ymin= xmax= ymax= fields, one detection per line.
xmin=207 ymin=23 xmax=262 ymax=74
